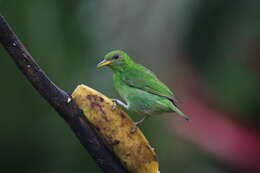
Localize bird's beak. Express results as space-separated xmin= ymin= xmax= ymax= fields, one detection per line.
xmin=97 ymin=59 xmax=112 ymax=68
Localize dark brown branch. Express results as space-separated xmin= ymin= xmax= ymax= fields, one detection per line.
xmin=0 ymin=15 xmax=128 ymax=173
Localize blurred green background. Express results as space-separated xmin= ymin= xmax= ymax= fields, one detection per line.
xmin=1 ymin=0 xmax=260 ymax=173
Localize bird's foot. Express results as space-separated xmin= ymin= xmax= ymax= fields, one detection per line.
xmin=134 ymin=120 xmax=142 ymax=127
xmin=135 ymin=115 xmax=150 ymax=126
xmin=130 ymin=115 xmax=150 ymax=133
xmin=131 ymin=125 xmax=138 ymax=133
xmin=111 ymin=99 xmax=117 ymax=110
xmin=130 ymin=121 xmax=141 ymax=133
xmin=111 ymin=99 xmax=128 ymax=111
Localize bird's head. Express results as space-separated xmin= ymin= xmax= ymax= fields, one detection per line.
xmin=97 ymin=50 xmax=133 ymax=71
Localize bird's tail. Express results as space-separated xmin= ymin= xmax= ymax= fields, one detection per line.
xmin=172 ymin=105 xmax=189 ymax=120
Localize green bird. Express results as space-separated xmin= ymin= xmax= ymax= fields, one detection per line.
xmin=97 ymin=50 xmax=189 ymax=126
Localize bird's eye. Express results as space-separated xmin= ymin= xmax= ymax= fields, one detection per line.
xmin=113 ymin=55 xmax=119 ymax=59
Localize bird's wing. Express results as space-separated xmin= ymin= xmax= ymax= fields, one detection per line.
xmin=122 ymin=65 xmax=179 ymax=104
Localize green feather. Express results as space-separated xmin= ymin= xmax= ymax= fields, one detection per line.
xmin=121 ymin=64 xmax=180 ymax=105
xmin=97 ymin=50 xmax=189 ymax=122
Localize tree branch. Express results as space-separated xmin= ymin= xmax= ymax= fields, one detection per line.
xmin=0 ymin=15 xmax=128 ymax=173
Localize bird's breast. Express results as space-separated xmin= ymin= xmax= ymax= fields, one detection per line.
xmin=113 ymin=74 xmax=173 ymax=115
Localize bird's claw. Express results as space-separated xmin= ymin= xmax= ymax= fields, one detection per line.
xmin=130 ymin=121 xmax=142 ymax=133
xmin=134 ymin=121 xmax=141 ymax=127
xmin=111 ymin=99 xmax=117 ymax=110
xmin=131 ymin=125 xmax=138 ymax=133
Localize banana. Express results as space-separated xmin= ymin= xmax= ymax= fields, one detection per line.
xmin=72 ymin=85 xmax=159 ymax=173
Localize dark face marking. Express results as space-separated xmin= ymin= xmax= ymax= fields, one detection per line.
xmin=112 ymin=54 xmax=120 ymax=60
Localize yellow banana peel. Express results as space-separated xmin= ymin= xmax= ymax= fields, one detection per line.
xmin=72 ymin=85 xmax=159 ymax=173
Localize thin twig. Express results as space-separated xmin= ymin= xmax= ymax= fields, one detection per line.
xmin=0 ymin=15 xmax=128 ymax=173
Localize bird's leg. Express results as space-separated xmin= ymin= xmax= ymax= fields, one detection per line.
xmin=111 ymin=99 xmax=128 ymax=110
xmin=135 ymin=115 xmax=150 ymax=126
xmin=131 ymin=115 xmax=150 ymax=133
